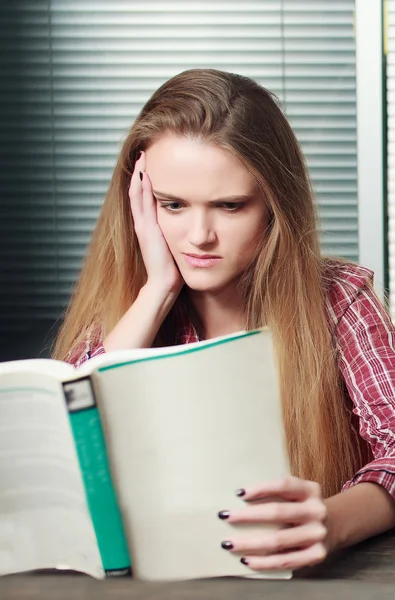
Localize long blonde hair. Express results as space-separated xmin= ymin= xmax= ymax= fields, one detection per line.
xmin=53 ymin=68 xmax=365 ymax=497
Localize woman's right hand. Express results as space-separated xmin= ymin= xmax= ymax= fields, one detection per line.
xmin=129 ymin=151 xmax=184 ymax=295
xmin=103 ymin=151 xmax=184 ymax=352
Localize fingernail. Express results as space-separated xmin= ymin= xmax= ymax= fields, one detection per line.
xmin=236 ymin=488 xmax=246 ymax=497
xmin=241 ymin=557 xmax=249 ymax=566
xmin=218 ymin=510 xmax=230 ymax=520
xmin=221 ymin=541 xmax=233 ymax=550
xmin=139 ymin=171 xmax=143 ymax=181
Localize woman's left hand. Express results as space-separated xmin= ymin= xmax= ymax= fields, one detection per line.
xmin=218 ymin=476 xmax=329 ymax=571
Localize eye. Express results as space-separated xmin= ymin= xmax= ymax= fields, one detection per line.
xmin=217 ymin=202 xmax=245 ymax=212
xmin=158 ymin=201 xmax=184 ymax=212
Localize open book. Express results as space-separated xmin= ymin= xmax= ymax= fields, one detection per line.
xmin=0 ymin=328 xmax=291 ymax=581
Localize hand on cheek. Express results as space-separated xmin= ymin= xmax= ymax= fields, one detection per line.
xmin=129 ymin=151 xmax=183 ymax=295
xmin=218 ymin=476 xmax=328 ymax=571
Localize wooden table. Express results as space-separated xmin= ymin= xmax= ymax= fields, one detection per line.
xmin=2 ymin=530 xmax=395 ymax=600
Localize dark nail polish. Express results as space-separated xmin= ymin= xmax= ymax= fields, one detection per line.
xmin=218 ymin=510 xmax=230 ymax=520
xmin=236 ymin=488 xmax=246 ymax=497
xmin=221 ymin=541 xmax=233 ymax=550
xmin=139 ymin=171 xmax=143 ymax=181
xmin=241 ymin=557 xmax=249 ymax=566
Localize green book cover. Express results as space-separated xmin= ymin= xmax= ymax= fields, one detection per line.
xmin=63 ymin=377 xmax=131 ymax=577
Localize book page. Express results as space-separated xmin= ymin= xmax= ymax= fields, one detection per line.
xmin=0 ymin=371 xmax=103 ymax=579
xmin=74 ymin=329 xmax=259 ymax=379
xmin=92 ymin=329 xmax=292 ymax=581
xmin=0 ymin=358 xmax=75 ymax=380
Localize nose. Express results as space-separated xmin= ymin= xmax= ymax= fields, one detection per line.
xmin=188 ymin=210 xmax=217 ymax=248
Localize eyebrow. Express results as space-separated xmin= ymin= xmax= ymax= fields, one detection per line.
xmin=152 ymin=191 xmax=254 ymax=203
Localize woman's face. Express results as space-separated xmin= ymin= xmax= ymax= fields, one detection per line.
xmin=145 ymin=132 xmax=268 ymax=294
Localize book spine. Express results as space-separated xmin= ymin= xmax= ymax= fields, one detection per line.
xmin=63 ymin=377 xmax=131 ymax=577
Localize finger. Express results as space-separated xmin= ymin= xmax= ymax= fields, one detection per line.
xmin=237 ymin=476 xmax=322 ymax=503
xmin=221 ymin=522 xmax=327 ymax=556
xmin=219 ymin=497 xmax=327 ymax=525
xmin=239 ymin=542 xmax=327 ymax=571
xmin=140 ymin=169 xmax=158 ymax=228
xmin=129 ymin=152 xmax=146 ymax=221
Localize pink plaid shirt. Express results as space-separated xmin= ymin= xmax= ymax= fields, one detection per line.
xmin=67 ymin=262 xmax=395 ymax=499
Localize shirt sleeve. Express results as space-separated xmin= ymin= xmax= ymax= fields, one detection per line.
xmin=65 ymin=326 xmax=106 ymax=368
xmin=336 ymin=284 xmax=395 ymax=499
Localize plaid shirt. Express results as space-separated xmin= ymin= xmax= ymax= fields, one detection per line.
xmin=68 ymin=262 xmax=395 ymax=500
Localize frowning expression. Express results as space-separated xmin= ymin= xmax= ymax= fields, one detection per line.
xmin=145 ymin=133 xmax=268 ymax=294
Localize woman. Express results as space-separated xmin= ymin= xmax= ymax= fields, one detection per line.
xmin=53 ymin=68 xmax=395 ymax=571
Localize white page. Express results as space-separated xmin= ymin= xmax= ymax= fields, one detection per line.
xmin=74 ymin=329 xmax=255 ymax=379
xmin=93 ymin=329 xmax=291 ymax=581
xmin=0 ymin=371 xmax=103 ymax=579
xmin=0 ymin=359 xmax=75 ymax=379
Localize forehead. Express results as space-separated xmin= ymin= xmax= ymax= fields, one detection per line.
xmin=145 ymin=133 xmax=255 ymax=200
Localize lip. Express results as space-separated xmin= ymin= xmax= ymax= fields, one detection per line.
xmin=185 ymin=253 xmax=221 ymax=259
xmin=183 ymin=253 xmax=222 ymax=268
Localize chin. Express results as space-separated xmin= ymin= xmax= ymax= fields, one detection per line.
xmin=182 ymin=276 xmax=230 ymax=294
xmin=178 ymin=265 xmax=239 ymax=294
xmin=185 ymin=283 xmax=217 ymax=293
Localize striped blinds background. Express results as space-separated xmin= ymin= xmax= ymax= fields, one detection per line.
xmin=0 ymin=0 xmax=357 ymax=358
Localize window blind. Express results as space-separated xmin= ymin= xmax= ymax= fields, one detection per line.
xmin=0 ymin=0 xmax=357 ymax=356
